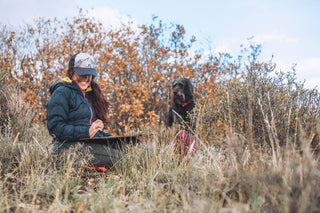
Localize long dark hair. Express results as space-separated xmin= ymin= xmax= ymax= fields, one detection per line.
xmin=67 ymin=68 xmax=111 ymax=124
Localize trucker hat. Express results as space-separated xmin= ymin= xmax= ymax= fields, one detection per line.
xmin=69 ymin=53 xmax=97 ymax=76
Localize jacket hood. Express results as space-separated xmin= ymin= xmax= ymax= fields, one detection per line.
xmin=49 ymin=78 xmax=76 ymax=95
xmin=49 ymin=77 xmax=93 ymax=95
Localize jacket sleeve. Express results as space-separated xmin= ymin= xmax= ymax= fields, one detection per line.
xmin=46 ymin=87 xmax=90 ymax=140
xmin=94 ymin=131 xmax=112 ymax=137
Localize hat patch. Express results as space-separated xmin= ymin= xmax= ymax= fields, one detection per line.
xmin=75 ymin=54 xmax=95 ymax=68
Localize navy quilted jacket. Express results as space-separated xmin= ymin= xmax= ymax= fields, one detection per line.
xmin=46 ymin=78 xmax=111 ymax=141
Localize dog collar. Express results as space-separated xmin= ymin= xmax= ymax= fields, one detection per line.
xmin=181 ymin=102 xmax=188 ymax=107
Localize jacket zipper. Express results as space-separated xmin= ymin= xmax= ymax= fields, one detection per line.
xmin=74 ymin=81 xmax=93 ymax=125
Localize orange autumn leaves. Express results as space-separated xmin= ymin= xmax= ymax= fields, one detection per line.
xmin=0 ymin=13 xmax=223 ymax=135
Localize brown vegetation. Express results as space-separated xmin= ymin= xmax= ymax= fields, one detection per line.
xmin=0 ymin=13 xmax=224 ymax=135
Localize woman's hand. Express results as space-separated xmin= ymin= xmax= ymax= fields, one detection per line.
xmin=89 ymin=119 xmax=104 ymax=138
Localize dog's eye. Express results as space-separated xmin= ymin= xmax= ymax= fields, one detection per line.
xmin=174 ymin=83 xmax=183 ymax=88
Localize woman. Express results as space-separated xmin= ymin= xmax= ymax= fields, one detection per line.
xmin=46 ymin=53 xmax=123 ymax=170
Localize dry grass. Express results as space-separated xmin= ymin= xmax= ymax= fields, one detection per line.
xmin=1 ymin=78 xmax=320 ymax=213
xmin=1 ymin=121 xmax=320 ymax=212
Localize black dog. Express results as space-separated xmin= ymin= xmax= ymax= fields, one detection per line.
xmin=168 ymin=77 xmax=196 ymax=133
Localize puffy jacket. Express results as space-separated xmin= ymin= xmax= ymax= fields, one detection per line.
xmin=46 ymin=78 xmax=111 ymax=141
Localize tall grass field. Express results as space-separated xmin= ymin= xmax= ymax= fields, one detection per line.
xmin=1 ymin=81 xmax=320 ymax=213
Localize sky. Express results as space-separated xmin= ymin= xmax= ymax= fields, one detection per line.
xmin=1 ymin=0 xmax=319 ymax=89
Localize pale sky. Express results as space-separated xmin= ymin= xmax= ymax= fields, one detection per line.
xmin=1 ymin=0 xmax=319 ymax=89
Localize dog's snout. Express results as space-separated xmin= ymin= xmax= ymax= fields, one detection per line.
xmin=176 ymin=93 xmax=183 ymax=98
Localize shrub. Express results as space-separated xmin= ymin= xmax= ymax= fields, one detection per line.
xmin=195 ymin=44 xmax=320 ymax=149
xmin=0 ymin=80 xmax=35 ymax=142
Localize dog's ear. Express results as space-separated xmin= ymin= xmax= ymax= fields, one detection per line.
xmin=172 ymin=79 xmax=177 ymax=89
xmin=185 ymin=78 xmax=194 ymax=98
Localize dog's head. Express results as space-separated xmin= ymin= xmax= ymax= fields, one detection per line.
xmin=172 ymin=77 xmax=195 ymax=106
